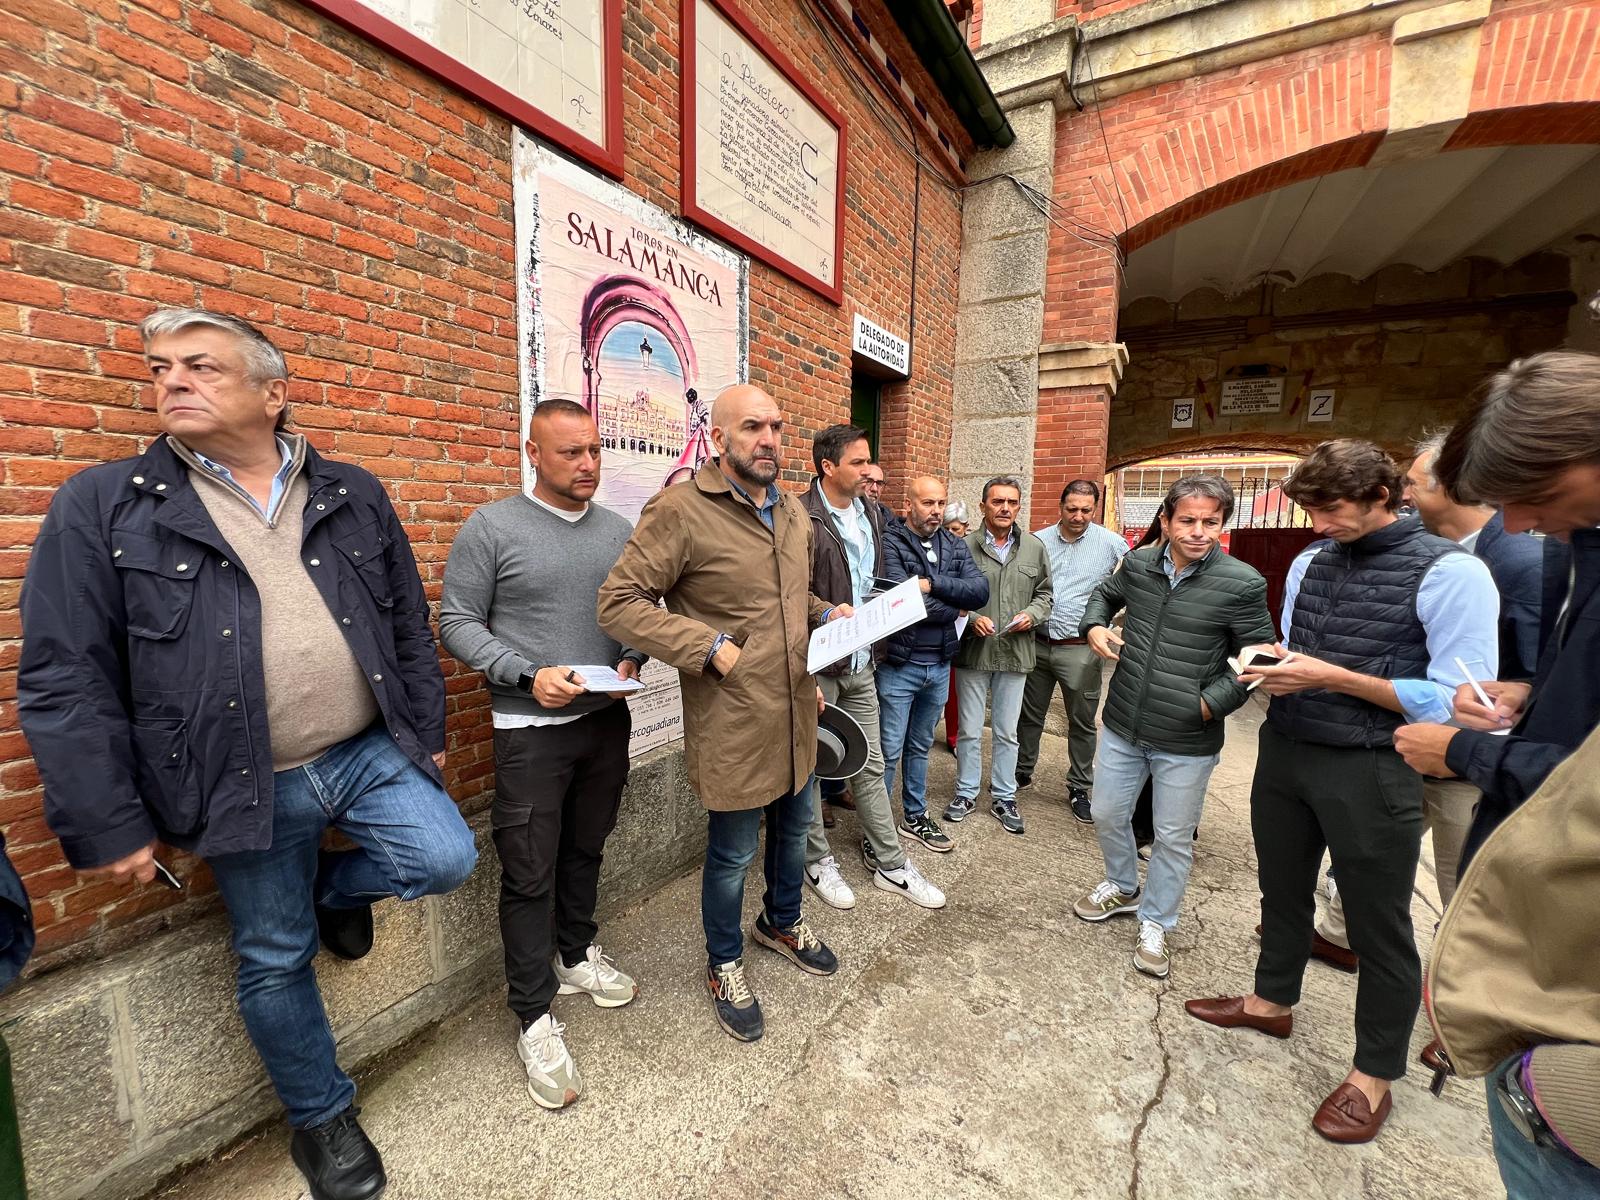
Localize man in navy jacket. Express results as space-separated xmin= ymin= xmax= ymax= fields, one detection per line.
xmin=1395 ymin=351 xmax=1600 ymax=874
xmin=18 ymin=310 xmax=476 ymax=1200
xmin=876 ymin=476 xmax=989 ymax=852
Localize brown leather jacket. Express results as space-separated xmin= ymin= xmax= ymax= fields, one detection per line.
xmin=801 ymin=479 xmax=887 ymax=677
xmin=597 ymin=462 xmax=829 ymax=811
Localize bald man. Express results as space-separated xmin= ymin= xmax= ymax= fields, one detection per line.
xmin=876 ymin=476 xmax=990 ymax=852
xmin=442 ymin=398 xmax=644 ymax=1109
xmin=599 ymin=384 xmax=847 ymax=1042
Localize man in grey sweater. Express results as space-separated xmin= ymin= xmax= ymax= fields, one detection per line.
xmin=441 ymin=399 xmax=644 ymax=1111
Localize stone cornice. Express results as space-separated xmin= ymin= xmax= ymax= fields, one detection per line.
xmin=1039 ymin=340 xmax=1130 ymax=392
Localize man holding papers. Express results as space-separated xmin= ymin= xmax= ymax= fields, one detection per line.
xmin=948 ymin=476 xmax=1054 ymax=835
xmin=598 ymin=385 xmax=843 ymax=1043
xmin=801 ymin=426 xmax=945 ymax=912
xmin=441 ymin=399 xmax=644 ymax=1110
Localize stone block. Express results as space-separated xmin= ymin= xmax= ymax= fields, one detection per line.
xmin=1420 ymin=330 xmax=1492 ymax=367
xmin=952 ymin=356 xmax=1040 ymax=418
xmin=315 ymin=894 xmax=434 ymax=1032
xmin=1118 ymin=296 xmax=1173 ymax=329
xmin=123 ymin=929 xmax=264 ymax=1136
xmin=6 ymin=987 xmax=131 ymax=1197
xmin=429 ymin=815 xmax=501 ymax=979
xmin=1271 ymin=273 xmax=1371 ymax=315
xmin=954 ymin=296 xmax=1044 ymax=364
xmin=1372 ymin=261 xmax=1471 ymax=306
xmin=977 ymin=3 xmax=1057 ymax=49
xmin=1381 ymin=331 xmax=1426 ymax=365
xmin=959 ymin=230 xmax=1047 ymax=306
xmin=1175 ymin=287 xmax=1261 ymax=321
xmin=960 ymin=168 xmax=1050 ymax=244
xmin=967 ymin=101 xmax=1057 ymax=175
xmin=949 ymin=417 xmax=1035 ymax=479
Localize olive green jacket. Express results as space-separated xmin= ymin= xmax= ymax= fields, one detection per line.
xmin=953 ymin=527 xmax=1053 ymax=675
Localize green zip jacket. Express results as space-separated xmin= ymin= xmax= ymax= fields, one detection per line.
xmin=954 ymin=527 xmax=1054 ymax=675
xmin=1080 ymin=544 xmax=1274 ymax=756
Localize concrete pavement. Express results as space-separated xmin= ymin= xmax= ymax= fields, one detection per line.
xmin=148 ymin=702 xmax=1501 ymax=1200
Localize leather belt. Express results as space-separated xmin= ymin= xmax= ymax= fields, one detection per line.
xmin=1038 ymin=635 xmax=1087 ymax=646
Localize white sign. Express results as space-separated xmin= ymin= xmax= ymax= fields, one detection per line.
xmin=686 ymin=0 xmax=845 ymax=301
xmin=1219 ymin=376 xmax=1285 ymax=416
xmin=1171 ymin=397 xmax=1195 ymax=429
xmin=311 ymin=0 xmax=617 ymax=170
xmin=1307 ymin=388 xmax=1336 ymax=423
xmin=807 ymin=578 xmax=926 ymax=674
xmin=851 ymin=313 xmax=909 ymax=378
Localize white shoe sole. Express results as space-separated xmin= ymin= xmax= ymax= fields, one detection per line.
xmin=872 ymin=870 xmax=946 ymax=909
xmin=1074 ymin=902 xmax=1140 ymax=923
xmin=897 ymin=826 xmax=955 ymax=853
xmin=1132 ymin=952 xmax=1170 ymax=978
xmin=556 ymin=980 xmax=637 ymax=1007
xmin=804 ymin=872 xmax=856 ymax=911
xmin=518 ymin=1053 xmax=581 ymax=1109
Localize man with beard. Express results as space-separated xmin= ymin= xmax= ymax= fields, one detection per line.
xmin=598 ymin=384 xmax=846 ymax=1042
xmin=877 ymin=475 xmax=989 ymax=853
xmin=441 ymin=399 xmax=644 ymax=1110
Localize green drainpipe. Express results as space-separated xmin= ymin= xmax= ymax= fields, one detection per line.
xmin=884 ymin=0 xmax=1014 ymax=150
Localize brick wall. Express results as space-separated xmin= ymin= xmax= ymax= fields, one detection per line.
xmin=0 ymin=0 xmax=973 ymax=966
xmin=1030 ymin=0 xmax=1600 ymax=491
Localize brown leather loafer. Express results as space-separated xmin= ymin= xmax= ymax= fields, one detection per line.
xmin=1183 ymin=995 xmax=1292 ymax=1039
xmin=1312 ymin=1083 xmax=1393 ymax=1144
xmin=834 ymin=788 xmax=856 ymax=811
xmin=1253 ymin=924 xmax=1359 ymax=973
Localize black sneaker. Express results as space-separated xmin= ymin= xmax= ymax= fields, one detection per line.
xmin=1070 ymin=789 xmax=1094 ymax=825
xmin=315 ymin=851 xmax=374 ymax=961
xmin=1016 ymin=772 xmax=1033 ymax=790
xmin=751 ymin=912 xmax=838 ymax=976
xmin=707 ymin=958 xmax=764 ymax=1042
xmin=898 ymin=813 xmax=954 ymax=853
xmin=991 ymin=798 xmax=1025 ymax=835
xmin=290 ymin=1107 xmax=386 ymax=1200
xmin=861 ymin=837 xmax=881 ymax=873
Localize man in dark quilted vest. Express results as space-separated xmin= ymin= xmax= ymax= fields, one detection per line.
xmin=1186 ymin=439 xmax=1499 ymax=1146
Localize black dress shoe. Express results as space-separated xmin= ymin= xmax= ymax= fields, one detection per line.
xmin=315 ymin=851 xmax=374 ymax=961
xmin=290 ymin=1107 xmax=387 ymax=1200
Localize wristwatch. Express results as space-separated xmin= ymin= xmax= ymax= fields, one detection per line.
xmin=516 ymin=667 xmax=539 ymax=695
xmin=705 ymin=633 xmax=732 ymax=680
xmin=1496 ymin=1053 xmax=1564 ymax=1153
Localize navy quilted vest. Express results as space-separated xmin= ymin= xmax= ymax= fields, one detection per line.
xmin=1268 ymin=516 xmax=1462 ymax=748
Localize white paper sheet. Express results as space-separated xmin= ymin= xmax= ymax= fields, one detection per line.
xmin=807 ymin=578 xmax=928 ymax=674
xmin=953 ymin=614 xmax=969 ymax=641
xmin=568 ymin=665 xmax=646 ymax=694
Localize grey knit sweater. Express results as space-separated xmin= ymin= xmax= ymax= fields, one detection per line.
xmin=440 ymin=496 xmax=641 ymax=718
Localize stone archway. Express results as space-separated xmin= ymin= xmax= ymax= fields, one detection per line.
xmin=956 ymin=0 xmax=1600 ymax=524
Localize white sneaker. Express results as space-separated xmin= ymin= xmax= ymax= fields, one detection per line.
xmin=1133 ymin=920 xmax=1170 ymax=978
xmin=804 ymin=855 xmax=856 ymax=910
xmin=517 ymin=1013 xmax=581 ymax=1109
xmin=554 ymin=944 xmax=638 ymax=1007
xmin=873 ymin=858 xmax=946 ymax=909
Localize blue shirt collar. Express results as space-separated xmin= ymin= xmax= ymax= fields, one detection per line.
xmin=191 ymin=436 xmax=296 ymax=521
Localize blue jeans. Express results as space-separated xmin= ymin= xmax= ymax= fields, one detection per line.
xmin=1489 ymin=1055 xmax=1600 ymax=1199
xmin=702 ymin=782 xmax=810 ymax=965
xmin=876 ymin=660 xmax=950 ymax=821
xmin=208 ymin=725 xmax=477 ymax=1129
xmin=1090 ymin=726 xmax=1217 ymax=930
xmin=954 ymin=669 xmax=1027 ymax=804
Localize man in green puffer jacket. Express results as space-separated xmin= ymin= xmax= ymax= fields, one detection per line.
xmin=1072 ymin=475 xmax=1273 ymax=980
xmin=946 ymin=476 xmax=1054 ymax=835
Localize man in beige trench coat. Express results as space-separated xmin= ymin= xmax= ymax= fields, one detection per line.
xmin=598 ymin=384 xmax=848 ymax=1042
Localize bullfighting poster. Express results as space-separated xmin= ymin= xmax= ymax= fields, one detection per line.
xmin=513 ymin=133 xmax=750 ymax=756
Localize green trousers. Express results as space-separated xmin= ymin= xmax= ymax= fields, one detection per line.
xmin=1015 ymin=641 xmax=1101 ymax=793
xmin=0 ymin=1029 xmax=25 ymax=1198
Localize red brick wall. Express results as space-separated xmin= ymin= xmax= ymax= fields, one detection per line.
xmin=0 ymin=0 xmax=971 ymax=965
xmin=1034 ymin=0 xmax=1600 ymax=487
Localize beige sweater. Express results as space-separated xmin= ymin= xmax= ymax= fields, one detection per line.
xmin=177 ymin=442 xmax=379 ymax=771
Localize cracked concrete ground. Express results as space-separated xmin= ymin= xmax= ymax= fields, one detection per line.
xmin=149 ymin=701 xmax=1502 ymax=1200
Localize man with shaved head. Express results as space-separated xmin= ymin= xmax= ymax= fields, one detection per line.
xmin=599 ymin=384 xmax=847 ymax=1042
xmin=877 ymin=475 xmax=990 ymax=853
xmin=442 ymin=398 xmax=646 ymax=1110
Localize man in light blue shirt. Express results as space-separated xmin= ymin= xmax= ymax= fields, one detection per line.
xmin=1016 ymin=479 xmax=1127 ymax=819
xmin=1188 ymin=439 xmax=1499 ymax=1147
